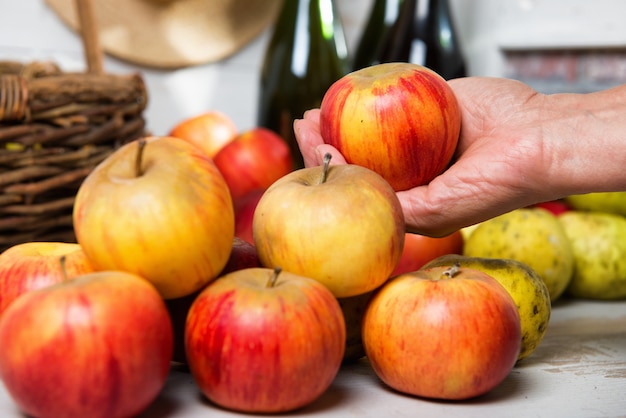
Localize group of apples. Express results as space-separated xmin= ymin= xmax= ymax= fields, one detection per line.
xmin=0 ymin=63 xmax=527 ymax=416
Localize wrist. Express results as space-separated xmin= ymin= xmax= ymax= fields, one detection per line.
xmin=540 ymin=86 xmax=626 ymax=197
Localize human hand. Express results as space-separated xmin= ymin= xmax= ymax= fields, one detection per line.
xmin=293 ymin=77 xmax=581 ymax=237
xmin=293 ymin=109 xmax=346 ymax=167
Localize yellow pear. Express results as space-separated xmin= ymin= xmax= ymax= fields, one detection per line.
xmin=559 ymin=211 xmax=626 ymax=300
xmin=422 ymin=254 xmax=551 ymax=361
xmin=463 ymin=208 xmax=574 ymax=302
xmin=565 ymin=191 xmax=626 ymax=216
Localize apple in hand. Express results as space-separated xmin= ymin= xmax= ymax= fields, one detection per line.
xmin=253 ymin=154 xmax=405 ymax=298
xmin=0 ymin=242 xmax=95 ymax=315
xmin=363 ymin=264 xmax=521 ymax=400
xmin=392 ymin=230 xmax=464 ymax=276
xmin=213 ymin=127 xmax=293 ymax=201
xmin=166 ymin=237 xmax=260 ymax=364
xmin=168 ymin=110 xmax=238 ymax=157
xmin=0 ymin=270 xmax=173 ymax=418
xmin=185 ymin=267 xmax=345 ymax=413
xmin=73 ymin=136 xmax=235 ymax=299
xmin=319 ymin=62 xmax=461 ymax=191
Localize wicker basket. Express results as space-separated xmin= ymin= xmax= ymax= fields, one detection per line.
xmin=0 ymin=63 xmax=147 ymax=251
xmin=0 ymin=1 xmax=147 ymax=252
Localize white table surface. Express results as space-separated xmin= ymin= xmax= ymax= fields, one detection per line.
xmin=2 ymin=2 xmax=626 ymax=417
xmin=1 ymin=298 xmax=625 ymax=418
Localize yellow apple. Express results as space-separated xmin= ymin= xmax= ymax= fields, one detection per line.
xmin=252 ymin=154 xmax=405 ymax=298
xmin=73 ymin=136 xmax=235 ymax=299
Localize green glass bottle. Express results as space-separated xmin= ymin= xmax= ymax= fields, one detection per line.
xmin=352 ymin=0 xmax=466 ymax=80
xmin=257 ymin=0 xmax=349 ymax=169
xmin=352 ymin=0 xmax=407 ymax=70
xmin=421 ymin=0 xmax=467 ymax=79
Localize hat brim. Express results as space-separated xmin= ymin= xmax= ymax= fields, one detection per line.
xmin=45 ymin=0 xmax=281 ymax=69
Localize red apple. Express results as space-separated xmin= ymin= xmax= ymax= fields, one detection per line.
xmin=253 ymin=154 xmax=405 ymax=298
xmin=362 ymin=264 xmax=521 ymax=400
xmin=73 ymin=136 xmax=235 ymax=299
xmin=392 ymin=230 xmax=464 ymax=276
xmin=233 ymin=188 xmax=265 ymax=245
xmin=213 ymin=127 xmax=293 ymax=201
xmin=166 ymin=237 xmax=260 ymax=364
xmin=0 ymin=270 xmax=173 ymax=418
xmin=185 ymin=267 xmax=345 ymax=413
xmin=168 ymin=110 xmax=238 ymax=158
xmin=533 ymin=200 xmax=571 ymax=216
xmin=319 ymin=62 xmax=461 ymax=191
xmin=0 ymin=242 xmax=95 ymax=316
xmin=220 ymin=236 xmax=261 ymax=275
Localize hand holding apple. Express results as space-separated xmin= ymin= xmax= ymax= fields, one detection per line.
xmin=253 ymin=153 xmax=405 ymax=298
xmin=319 ymin=62 xmax=461 ymax=191
xmin=362 ymin=264 xmax=521 ymax=400
xmin=185 ymin=267 xmax=345 ymax=413
xmin=0 ymin=270 xmax=173 ymax=418
xmin=73 ymin=136 xmax=235 ymax=299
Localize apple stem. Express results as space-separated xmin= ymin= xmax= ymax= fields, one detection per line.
xmin=59 ymin=255 xmax=69 ymax=281
xmin=442 ymin=262 xmax=461 ymax=278
xmin=319 ymin=152 xmax=332 ymax=184
xmin=267 ymin=267 xmax=282 ymax=288
xmin=135 ymin=137 xmax=147 ymax=177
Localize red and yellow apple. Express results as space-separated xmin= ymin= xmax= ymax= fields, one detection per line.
xmin=252 ymin=154 xmax=405 ymax=298
xmin=0 ymin=270 xmax=173 ymax=418
xmin=233 ymin=188 xmax=265 ymax=245
xmin=362 ymin=264 xmax=521 ymax=400
xmin=168 ymin=110 xmax=238 ymax=158
xmin=73 ymin=136 xmax=235 ymax=299
xmin=392 ymin=230 xmax=464 ymax=276
xmin=185 ymin=267 xmax=345 ymax=413
xmin=213 ymin=127 xmax=293 ymax=201
xmin=319 ymin=62 xmax=461 ymax=191
xmin=0 ymin=241 xmax=95 ymax=316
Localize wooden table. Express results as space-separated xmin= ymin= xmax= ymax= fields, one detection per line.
xmin=1 ymin=298 xmax=625 ymax=417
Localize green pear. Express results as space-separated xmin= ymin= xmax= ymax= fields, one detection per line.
xmin=559 ymin=211 xmax=626 ymax=300
xmin=565 ymin=192 xmax=626 ymax=216
xmin=422 ymin=254 xmax=551 ymax=361
xmin=463 ymin=208 xmax=574 ymax=302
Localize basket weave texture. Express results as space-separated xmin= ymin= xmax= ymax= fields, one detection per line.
xmin=0 ymin=60 xmax=147 ymax=251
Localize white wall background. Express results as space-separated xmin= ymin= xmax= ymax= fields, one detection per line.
xmin=2 ymin=0 xmax=626 ymax=136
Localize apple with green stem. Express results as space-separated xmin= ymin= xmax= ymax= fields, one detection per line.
xmin=73 ymin=136 xmax=235 ymax=299
xmin=253 ymin=153 xmax=405 ymax=298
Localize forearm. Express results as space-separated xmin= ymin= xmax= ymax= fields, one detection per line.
xmin=542 ymin=84 xmax=626 ymax=196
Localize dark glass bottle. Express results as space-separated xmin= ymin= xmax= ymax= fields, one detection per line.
xmin=351 ymin=0 xmax=408 ymax=70
xmin=257 ymin=0 xmax=349 ymax=169
xmin=420 ymin=0 xmax=467 ymax=79
xmin=352 ymin=0 xmax=467 ymax=80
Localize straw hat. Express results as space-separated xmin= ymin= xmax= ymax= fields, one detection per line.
xmin=45 ymin=0 xmax=282 ymax=69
